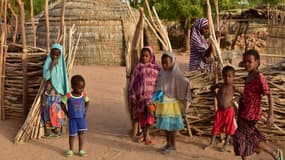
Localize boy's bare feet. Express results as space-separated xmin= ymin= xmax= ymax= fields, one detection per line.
xmin=204 ymin=144 xmax=214 ymax=150
xmin=220 ymin=145 xmax=230 ymax=152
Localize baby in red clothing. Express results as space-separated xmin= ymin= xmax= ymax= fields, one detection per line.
xmin=205 ymin=65 xmax=242 ymax=152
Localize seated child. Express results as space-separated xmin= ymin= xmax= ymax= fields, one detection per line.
xmin=61 ymin=75 xmax=90 ymax=157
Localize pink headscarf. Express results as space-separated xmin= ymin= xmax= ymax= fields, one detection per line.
xmin=129 ymin=46 xmax=161 ymax=113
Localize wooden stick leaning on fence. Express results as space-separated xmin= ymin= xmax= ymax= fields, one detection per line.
xmin=30 ymin=0 xmax=36 ymax=47
xmin=0 ymin=0 xmax=7 ymax=120
xmin=144 ymin=0 xmax=169 ymax=51
xmin=17 ymin=0 xmax=28 ymax=117
xmin=152 ymin=6 xmax=172 ymax=52
xmin=7 ymin=3 xmax=17 ymax=43
xmin=44 ymin=0 xmax=50 ymax=51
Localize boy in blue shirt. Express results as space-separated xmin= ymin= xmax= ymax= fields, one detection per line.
xmin=61 ymin=75 xmax=90 ymax=157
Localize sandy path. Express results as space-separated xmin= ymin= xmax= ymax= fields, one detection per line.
xmin=0 ymin=55 xmax=282 ymax=160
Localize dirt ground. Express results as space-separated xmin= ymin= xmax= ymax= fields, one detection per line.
xmin=0 ymin=54 xmax=283 ymax=160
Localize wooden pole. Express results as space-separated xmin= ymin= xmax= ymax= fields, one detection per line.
xmin=7 ymin=3 xmax=18 ymax=43
xmin=30 ymin=0 xmax=36 ymax=47
xmin=152 ymin=6 xmax=172 ymax=52
xmin=17 ymin=0 xmax=28 ymax=117
xmin=0 ymin=0 xmax=4 ymax=18
xmin=214 ymin=0 xmax=220 ymax=46
xmin=60 ymin=0 xmax=65 ymax=37
xmin=0 ymin=0 xmax=7 ymax=120
xmin=44 ymin=0 xmax=50 ymax=51
xmin=60 ymin=0 xmax=66 ymax=53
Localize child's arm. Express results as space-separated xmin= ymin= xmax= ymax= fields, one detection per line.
xmin=267 ymin=93 xmax=274 ymax=127
xmin=60 ymin=102 xmax=69 ymax=118
xmin=84 ymin=94 xmax=90 ymax=116
xmin=210 ymin=84 xmax=219 ymax=97
xmin=233 ymin=85 xmax=243 ymax=96
xmin=85 ymin=101 xmax=90 ymax=116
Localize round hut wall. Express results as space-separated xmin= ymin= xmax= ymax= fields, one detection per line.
xmin=37 ymin=0 xmax=137 ymax=65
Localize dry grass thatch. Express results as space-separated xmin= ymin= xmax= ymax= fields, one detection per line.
xmin=36 ymin=0 xmax=138 ymax=65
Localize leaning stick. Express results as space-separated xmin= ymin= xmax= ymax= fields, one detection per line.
xmin=30 ymin=0 xmax=36 ymax=47
xmin=0 ymin=0 xmax=7 ymax=120
xmin=144 ymin=16 xmax=168 ymax=50
xmin=44 ymin=0 xmax=50 ymax=51
xmin=17 ymin=0 xmax=28 ymax=117
xmin=7 ymin=3 xmax=18 ymax=43
xmin=152 ymin=6 xmax=172 ymax=52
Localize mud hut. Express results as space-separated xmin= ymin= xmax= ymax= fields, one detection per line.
xmin=36 ymin=0 xmax=138 ymax=65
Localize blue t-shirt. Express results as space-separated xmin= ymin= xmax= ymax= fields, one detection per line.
xmin=62 ymin=92 xmax=90 ymax=118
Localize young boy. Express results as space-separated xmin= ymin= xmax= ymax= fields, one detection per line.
xmin=205 ymin=65 xmax=241 ymax=152
xmin=61 ymin=75 xmax=90 ymax=157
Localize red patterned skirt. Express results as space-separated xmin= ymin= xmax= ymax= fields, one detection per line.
xmin=233 ymin=117 xmax=265 ymax=156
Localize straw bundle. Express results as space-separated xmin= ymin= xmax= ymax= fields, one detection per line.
xmin=184 ymin=63 xmax=285 ymax=140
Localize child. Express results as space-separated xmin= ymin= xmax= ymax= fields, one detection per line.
xmin=153 ymin=51 xmax=191 ymax=154
xmin=42 ymin=43 xmax=69 ymax=137
xmin=233 ymin=49 xmax=283 ymax=160
xmin=129 ymin=46 xmax=160 ymax=144
xmin=61 ymin=75 xmax=90 ymax=157
xmin=205 ymin=65 xmax=240 ymax=151
xmin=198 ymin=43 xmax=213 ymax=73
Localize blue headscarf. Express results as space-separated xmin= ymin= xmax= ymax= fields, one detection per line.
xmin=43 ymin=44 xmax=69 ymax=95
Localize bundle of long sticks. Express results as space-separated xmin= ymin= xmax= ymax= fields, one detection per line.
xmin=184 ymin=64 xmax=285 ymax=140
xmin=144 ymin=0 xmax=172 ymax=51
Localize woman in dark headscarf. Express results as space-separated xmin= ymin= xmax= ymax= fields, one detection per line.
xmin=189 ymin=18 xmax=212 ymax=71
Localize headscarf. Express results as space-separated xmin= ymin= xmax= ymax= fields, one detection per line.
xmin=189 ymin=18 xmax=209 ymax=71
xmin=155 ymin=51 xmax=191 ymax=103
xmin=43 ymin=44 xmax=69 ymax=95
xmin=129 ymin=46 xmax=161 ymax=113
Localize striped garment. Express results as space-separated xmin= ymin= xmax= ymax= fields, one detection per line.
xmin=189 ymin=18 xmax=209 ymax=71
xmin=129 ymin=46 xmax=160 ymax=113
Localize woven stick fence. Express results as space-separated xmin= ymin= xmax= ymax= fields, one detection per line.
xmin=4 ymin=44 xmax=46 ymax=119
xmin=184 ymin=63 xmax=285 ymax=140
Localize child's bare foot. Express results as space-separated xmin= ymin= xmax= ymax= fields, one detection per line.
xmin=145 ymin=139 xmax=152 ymax=145
xmin=137 ymin=136 xmax=145 ymax=143
xmin=204 ymin=144 xmax=214 ymax=150
xmin=220 ymin=145 xmax=230 ymax=152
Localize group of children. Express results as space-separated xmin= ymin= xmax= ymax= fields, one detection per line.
xmin=129 ymin=47 xmax=283 ymax=159
xmin=44 ymin=43 xmax=283 ymax=159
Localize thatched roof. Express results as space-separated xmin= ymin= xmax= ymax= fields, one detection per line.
xmin=37 ymin=0 xmax=138 ymax=65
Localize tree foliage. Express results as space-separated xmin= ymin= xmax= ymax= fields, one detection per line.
xmin=130 ymin=0 xmax=285 ymax=23
xmin=3 ymin=0 xmax=57 ymax=20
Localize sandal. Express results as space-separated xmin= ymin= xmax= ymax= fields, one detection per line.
xmin=79 ymin=150 xmax=87 ymax=157
xmin=158 ymin=144 xmax=169 ymax=152
xmin=66 ymin=150 xmax=73 ymax=157
xmin=161 ymin=146 xmax=176 ymax=155
xmin=145 ymin=139 xmax=152 ymax=145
